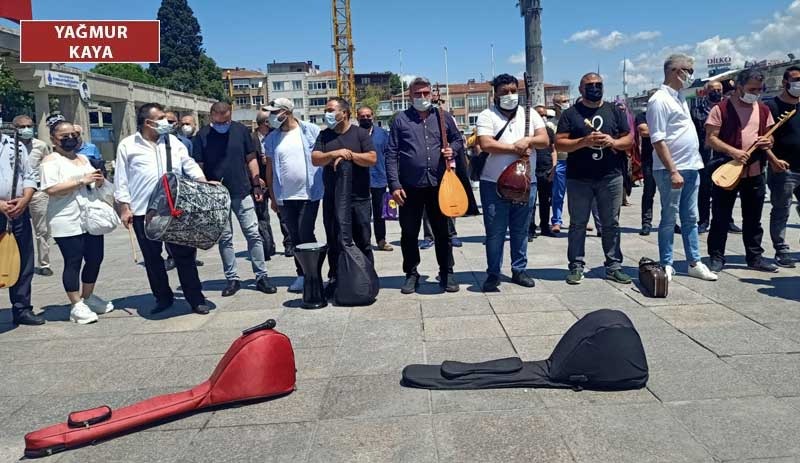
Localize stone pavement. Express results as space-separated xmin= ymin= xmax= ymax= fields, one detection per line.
xmin=1 ymin=185 xmax=799 ymax=463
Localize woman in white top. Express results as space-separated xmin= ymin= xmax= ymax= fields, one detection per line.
xmin=40 ymin=118 xmax=114 ymax=324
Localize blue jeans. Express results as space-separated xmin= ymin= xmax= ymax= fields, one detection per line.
xmin=768 ymin=169 xmax=800 ymax=255
xmin=654 ymin=169 xmax=701 ymax=266
xmin=566 ymin=175 xmax=623 ymax=272
xmin=480 ymin=180 xmax=536 ymax=277
xmin=219 ymin=195 xmax=268 ymax=280
xmin=550 ymin=160 xmax=567 ymax=225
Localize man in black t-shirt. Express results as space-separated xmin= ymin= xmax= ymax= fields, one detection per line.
xmin=765 ymin=65 xmax=800 ymax=268
xmin=555 ymin=73 xmax=634 ymax=285
xmin=635 ymin=111 xmax=657 ymax=235
xmin=194 ymin=102 xmax=276 ymax=296
xmin=312 ymin=97 xmax=377 ymax=294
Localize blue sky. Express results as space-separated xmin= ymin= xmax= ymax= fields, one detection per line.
xmin=4 ymin=0 xmax=800 ymax=98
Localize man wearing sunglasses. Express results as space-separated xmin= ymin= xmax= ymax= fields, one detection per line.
xmin=555 ymin=73 xmax=633 ymax=285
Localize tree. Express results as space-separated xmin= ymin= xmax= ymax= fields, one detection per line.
xmin=389 ymin=73 xmax=403 ymax=96
xmin=0 ymin=59 xmax=33 ymax=121
xmin=90 ymin=63 xmax=160 ymax=86
xmin=358 ymin=85 xmax=385 ymax=113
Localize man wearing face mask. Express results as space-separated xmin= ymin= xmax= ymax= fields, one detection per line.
xmin=115 ymin=103 xmax=211 ymax=315
xmin=692 ymin=81 xmax=725 ymax=234
xmin=549 ymin=94 xmax=570 ymax=234
xmin=385 ymin=77 xmax=464 ymax=294
xmin=312 ymin=97 xmax=377 ymax=295
xmin=555 ymin=73 xmax=634 ymax=285
xmin=12 ymin=115 xmax=53 ymax=277
xmin=193 ymin=102 xmax=275 ymax=297
xmin=357 ymin=105 xmax=393 ymax=251
xmin=705 ymin=69 xmax=784 ymax=273
xmin=765 ymin=65 xmax=800 ymax=268
xmin=262 ymin=98 xmax=324 ymax=293
xmin=646 ymin=54 xmax=718 ymax=282
xmin=476 ymin=74 xmax=549 ymax=291
xmin=166 ymin=111 xmax=192 ymax=153
xmin=180 ymin=114 xmax=197 ymax=139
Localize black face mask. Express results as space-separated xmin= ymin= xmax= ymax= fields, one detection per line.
xmin=707 ymin=90 xmax=722 ymax=103
xmin=358 ymin=119 xmax=373 ymax=129
xmin=60 ymin=137 xmax=79 ymax=152
xmin=584 ymin=84 xmax=603 ymax=103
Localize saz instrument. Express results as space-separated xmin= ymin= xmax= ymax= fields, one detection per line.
xmin=435 ymin=84 xmax=468 ymax=218
xmin=713 ymin=109 xmax=797 ymax=190
xmin=0 ymin=130 xmax=22 ymax=289
xmin=497 ymin=72 xmax=534 ymax=204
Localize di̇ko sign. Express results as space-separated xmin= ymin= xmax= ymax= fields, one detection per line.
xmin=20 ymin=20 xmax=160 ymax=63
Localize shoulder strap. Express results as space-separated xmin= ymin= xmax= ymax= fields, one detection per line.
xmin=163 ymin=134 xmax=173 ymax=173
xmin=495 ymin=111 xmax=516 ymax=141
xmin=10 ymin=131 xmax=21 ymax=200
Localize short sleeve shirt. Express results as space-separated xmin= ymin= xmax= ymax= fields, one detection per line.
xmin=476 ymin=105 xmax=546 ymax=182
xmin=314 ymin=125 xmax=375 ymax=201
xmin=557 ymin=101 xmax=630 ymax=180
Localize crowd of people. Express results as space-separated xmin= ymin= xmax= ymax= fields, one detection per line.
xmin=2 ymin=54 xmax=798 ymax=326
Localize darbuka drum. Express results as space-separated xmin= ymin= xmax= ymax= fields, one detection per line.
xmin=294 ymin=242 xmax=328 ymax=309
xmin=145 ymin=172 xmax=231 ymax=250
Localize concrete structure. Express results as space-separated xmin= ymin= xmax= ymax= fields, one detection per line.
xmin=222 ymin=68 xmax=268 ymax=130
xmin=354 ymin=71 xmax=393 ymax=101
xmin=266 ymin=61 xmax=320 ymax=122
xmin=305 ymin=71 xmax=338 ymax=127
xmin=1 ymin=25 xmax=217 ymax=159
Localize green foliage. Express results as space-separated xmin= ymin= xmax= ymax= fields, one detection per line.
xmin=358 ymin=85 xmax=385 ymax=113
xmin=390 ymin=73 xmax=402 ymax=96
xmin=90 ymin=63 xmax=160 ymax=86
xmin=0 ymin=60 xmax=33 ymax=121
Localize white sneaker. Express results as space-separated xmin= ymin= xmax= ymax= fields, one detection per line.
xmin=665 ymin=265 xmax=675 ymax=282
xmin=689 ymin=262 xmax=718 ymax=281
xmin=289 ymin=276 xmax=305 ymax=293
xmin=84 ymin=294 xmax=115 ymax=314
xmin=70 ymin=301 xmax=99 ymax=325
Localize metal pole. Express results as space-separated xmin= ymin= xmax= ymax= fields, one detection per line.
xmin=444 ymin=46 xmax=450 ymax=110
xmin=399 ymin=48 xmax=405 ymax=110
xmin=491 ymin=43 xmax=495 ymax=79
xmin=521 ymin=0 xmax=544 ymax=106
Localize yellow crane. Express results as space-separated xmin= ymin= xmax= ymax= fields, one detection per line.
xmin=331 ymin=0 xmax=356 ymax=108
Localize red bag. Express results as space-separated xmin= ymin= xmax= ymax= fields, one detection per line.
xmin=24 ymin=320 xmax=295 ymax=458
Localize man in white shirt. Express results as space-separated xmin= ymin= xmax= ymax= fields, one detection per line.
xmin=476 ymin=74 xmax=549 ymax=291
xmin=0 ymin=132 xmax=44 ymax=325
xmin=115 ymin=103 xmax=212 ymax=315
xmin=646 ymin=54 xmax=717 ymax=281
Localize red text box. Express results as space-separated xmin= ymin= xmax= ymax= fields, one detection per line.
xmin=20 ymin=20 xmax=160 ymax=63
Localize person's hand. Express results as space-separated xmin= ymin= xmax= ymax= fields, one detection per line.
xmin=252 ymin=185 xmax=264 ymax=202
xmin=5 ymin=198 xmax=29 ymax=219
xmin=754 ymin=136 xmax=773 ymax=150
xmin=730 ymin=149 xmax=750 ymax=164
xmin=82 ymin=170 xmax=104 ymax=186
xmin=120 ymin=207 xmax=133 ymax=229
xmin=333 ymin=157 xmax=343 ymax=171
xmin=548 ymin=168 xmax=556 ymax=182
xmin=441 ymin=147 xmax=454 ymax=159
xmin=0 ymin=200 xmax=8 ymax=217
xmin=258 ymin=177 xmax=266 ymax=189
xmin=670 ymin=171 xmax=684 ymax=189
xmin=204 ymin=180 xmax=222 ymax=186
xmin=596 ymin=133 xmax=614 ymax=148
xmin=338 ymin=149 xmax=353 ymax=160
xmin=270 ymin=199 xmax=279 ymax=214
xmin=770 ymin=159 xmax=790 ymax=173
xmin=392 ymin=188 xmax=406 ymax=207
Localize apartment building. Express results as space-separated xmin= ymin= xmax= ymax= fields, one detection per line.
xmin=266 ymin=61 xmax=320 ymax=121
xmin=222 ymin=68 xmax=268 ymax=129
xmin=305 ymin=71 xmax=339 ymax=126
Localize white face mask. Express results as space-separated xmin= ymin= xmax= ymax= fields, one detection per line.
xmin=18 ymin=127 xmax=34 ymax=140
xmin=269 ymin=112 xmax=287 ymax=129
xmin=740 ymin=92 xmax=760 ymax=105
xmin=499 ymin=93 xmax=519 ymax=110
xmin=788 ymin=81 xmax=800 ymax=98
xmin=680 ymin=71 xmax=694 ymax=90
xmin=412 ymin=97 xmax=431 ymax=112
xmin=324 ymin=111 xmax=339 ymax=129
xmin=151 ymin=119 xmax=172 ymax=135
xmin=180 ymin=124 xmax=194 ymax=137
xmin=557 ymin=102 xmax=570 ymax=111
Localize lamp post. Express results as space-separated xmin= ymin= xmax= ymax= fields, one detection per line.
xmin=399 ymin=48 xmax=405 ymax=111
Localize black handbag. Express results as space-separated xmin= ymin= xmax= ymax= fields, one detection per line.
xmin=469 ymin=115 xmax=515 ymax=181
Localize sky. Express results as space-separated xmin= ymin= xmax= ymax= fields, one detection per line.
xmin=4 ymin=0 xmax=800 ymax=99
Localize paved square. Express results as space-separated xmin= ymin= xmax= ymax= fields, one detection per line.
xmin=1 ymin=186 xmax=799 ymax=462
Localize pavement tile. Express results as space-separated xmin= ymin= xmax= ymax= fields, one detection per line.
xmin=680 ymin=324 xmax=800 ymax=356
xmin=511 ymin=335 xmax=561 ymax=360
xmin=487 ymin=293 xmax=567 ymax=313
xmin=333 ymin=338 xmax=424 ymax=377
xmin=724 ymin=353 xmax=800 ymax=397
xmin=549 ymin=403 xmax=714 ymax=463
xmin=177 ymin=422 xmax=315 ymax=463
xmin=349 ymin=299 xmax=421 ymax=320
xmin=555 ymin=289 xmax=642 ymax=310
xmin=423 ymin=315 xmax=506 ymax=341
xmin=432 ymin=409 xmax=574 ymax=462
xmin=498 ymin=311 xmax=577 ymax=337
xmin=431 ymin=387 xmax=541 ymax=414
xmin=421 ymin=295 xmax=494 ymax=318
xmin=293 ymin=347 xmax=338 ymax=380
xmin=308 ymin=415 xmax=437 ymax=463
xmin=650 ymin=303 xmax=751 ymax=329
xmin=536 ymin=387 xmax=658 ymax=408
xmin=58 ymin=428 xmax=199 ymax=463
xmin=319 ymin=374 xmax=429 ymax=420
xmin=667 ymin=396 xmax=800 ymax=461
xmin=622 ymin=281 xmax=714 ymax=307
xmin=646 ymin=356 xmax=766 ymax=402
xmin=341 ymin=318 xmax=422 ymax=345
xmin=424 ymin=337 xmax=517 ymax=364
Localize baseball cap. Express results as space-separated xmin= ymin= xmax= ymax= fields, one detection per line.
xmin=263 ymin=98 xmax=294 ymax=112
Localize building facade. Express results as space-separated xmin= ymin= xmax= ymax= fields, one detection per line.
xmin=222 ymin=68 xmax=268 ymax=129
xmin=266 ymin=61 xmax=320 ymax=122
xmin=306 ymin=71 xmax=339 ymax=126
xmin=354 ymin=71 xmax=393 ymax=101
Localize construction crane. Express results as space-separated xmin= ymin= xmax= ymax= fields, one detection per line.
xmin=331 ymin=0 xmax=356 ymax=108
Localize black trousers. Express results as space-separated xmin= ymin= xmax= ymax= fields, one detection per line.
xmin=423 ymin=211 xmax=456 ymax=241
xmin=132 ymin=216 xmax=205 ymax=308
xmin=531 ymin=171 xmax=553 ymax=232
xmin=698 ymin=148 xmax=713 ymax=226
xmin=54 ymin=233 xmax=104 ymax=293
xmin=279 ymin=200 xmax=320 ymax=276
xmin=641 ymin=162 xmax=657 ymax=228
xmin=255 ymin=197 xmax=276 ymax=258
xmin=324 ymin=197 xmax=373 ymax=279
xmin=400 ymin=186 xmax=454 ymax=276
xmin=0 ymin=211 xmax=34 ymax=315
xmin=708 ymin=174 xmax=766 ymax=263
xmin=370 ymin=186 xmax=388 ymax=243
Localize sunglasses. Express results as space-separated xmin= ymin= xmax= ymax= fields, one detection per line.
xmin=678 ymin=68 xmax=695 ymax=75
xmin=167 ymin=120 xmax=177 ymax=124
xmin=584 ymin=83 xmax=603 ymax=89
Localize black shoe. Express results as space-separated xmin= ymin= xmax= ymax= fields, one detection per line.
xmin=511 ymin=271 xmax=536 ymax=288
xmin=639 ymin=225 xmax=651 ymax=236
xmin=256 ymin=277 xmax=277 ymax=294
xmin=152 ymin=298 xmax=174 ymax=314
xmin=697 ymin=222 xmax=709 ymax=234
xmin=440 ymin=273 xmax=459 ymax=293
xmin=284 ymin=246 xmax=295 ymax=258
xmin=13 ymin=309 xmax=45 ymax=326
xmin=708 ymin=257 xmax=724 ymax=273
xmin=528 ymin=232 xmax=537 ymax=242
xmin=674 ymin=224 xmax=682 ymax=234
xmin=747 ymin=258 xmax=779 ymax=273
xmin=482 ymin=274 xmax=501 ymax=292
xmin=540 ymin=229 xmax=555 ymax=237
xmin=728 ymin=223 xmax=742 ymax=234
xmin=775 ymin=254 xmax=797 ymax=269
xmin=195 ymin=259 xmax=204 ymax=267
xmin=35 ymin=267 xmax=53 ymax=276
xmin=164 ymin=258 xmax=176 ymax=271
xmin=401 ymin=274 xmax=419 ymax=294
xmin=192 ymin=304 xmax=211 ymax=315
xmin=222 ymin=280 xmax=241 ymax=297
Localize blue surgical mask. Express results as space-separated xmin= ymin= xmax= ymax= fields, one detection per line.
xmin=212 ymin=122 xmax=231 ymax=134
xmin=412 ymin=97 xmax=432 ymax=112
xmin=324 ymin=111 xmax=339 ymax=129
xmin=151 ymin=119 xmax=172 ymax=136
xmin=18 ymin=127 xmax=34 ymax=140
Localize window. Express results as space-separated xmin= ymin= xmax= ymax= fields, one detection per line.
xmin=252 ymin=96 xmax=264 ymax=106
xmin=232 ymin=79 xmax=250 ymax=90
xmin=392 ymin=100 xmax=408 ymax=112
xmin=309 ymin=115 xmax=318 ymax=124
xmin=467 ymin=95 xmax=488 ymax=111
xmin=292 ymin=80 xmax=303 ymax=90
xmin=309 ymin=97 xmax=327 ymax=107
xmin=250 ymin=80 xmax=262 ymax=89
xmin=360 ymin=76 xmax=370 ymax=85
xmin=308 ymin=81 xmax=327 ymax=91
xmin=328 ymin=80 xmax=338 ymax=90
xmin=272 ymin=80 xmax=285 ymax=91
xmin=293 ymin=98 xmax=304 ymax=109
xmin=454 ymin=115 xmax=466 ymax=125
xmin=468 ymin=114 xmax=479 ymax=126
xmin=451 ymin=97 xmax=465 ymax=109
xmin=235 ymin=96 xmax=250 ymax=106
